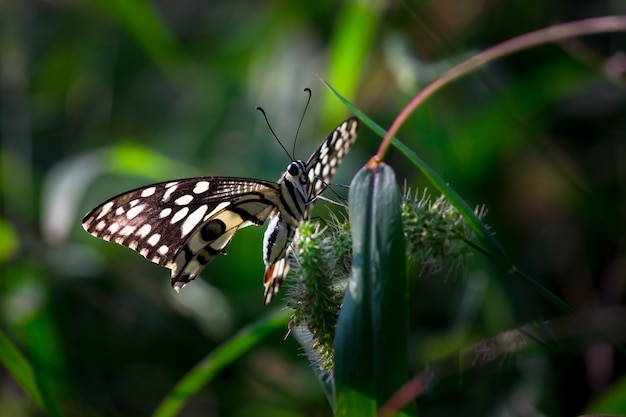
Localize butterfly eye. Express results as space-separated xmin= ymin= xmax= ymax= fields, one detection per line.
xmin=287 ymin=162 xmax=300 ymax=176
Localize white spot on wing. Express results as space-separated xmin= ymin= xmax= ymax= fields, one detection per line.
xmin=137 ymin=224 xmax=152 ymax=238
xmin=140 ymin=248 xmax=149 ymax=257
xmin=115 ymin=207 xmax=126 ymax=215
xmin=171 ymin=207 xmax=189 ymax=224
xmin=175 ymin=194 xmax=194 ymax=206
xmin=193 ymin=181 xmax=210 ymax=194
xmin=322 ymin=164 xmax=330 ymax=179
xmin=126 ymin=205 xmax=145 ymax=219
xmin=97 ymin=201 xmax=114 ymax=219
xmin=163 ymin=184 xmax=178 ymax=202
xmin=147 ymin=233 xmax=161 ymax=246
xmin=159 ymin=208 xmax=172 ymax=218
xmin=120 ymin=225 xmax=136 ymax=235
xmin=158 ymin=245 xmax=169 ymax=256
xmin=128 ymin=240 xmax=138 ymax=250
xmin=181 ymin=205 xmax=209 ymax=237
xmin=107 ymin=222 xmax=120 ymax=233
xmin=141 ymin=187 xmax=156 ymax=197
xmin=83 ymin=217 xmax=93 ymax=228
xmin=96 ymin=221 xmax=106 ymax=231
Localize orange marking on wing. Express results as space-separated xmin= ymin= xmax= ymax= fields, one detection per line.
xmin=264 ymin=263 xmax=276 ymax=288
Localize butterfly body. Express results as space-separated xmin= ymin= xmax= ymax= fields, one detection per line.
xmin=82 ymin=117 xmax=358 ymax=304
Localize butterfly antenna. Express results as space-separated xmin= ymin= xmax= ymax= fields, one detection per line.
xmin=293 ymin=87 xmax=312 ymax=156
xmin=256 ymin=106 xmax=293 ymax=161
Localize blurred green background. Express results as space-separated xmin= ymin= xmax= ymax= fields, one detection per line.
xmin=1 ymin=0 xmax=625 ymax=416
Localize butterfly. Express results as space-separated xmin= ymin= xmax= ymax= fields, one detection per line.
xmin=82 ymin=117 xmax=359 ymax=304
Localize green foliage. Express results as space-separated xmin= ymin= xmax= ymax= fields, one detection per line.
xmin=0 ymin=218 xmax=19 ymax=262
xmin=287 ymin=221 xmax=347 ymax=372
xmin=0 ymin=330 xmax=53 ymax=415
xmin=287 ymin=187 xmax=486 ymax=382
xmin=401 ymin=188 xmax=485 ymax=277
xmin=333 ymin=163 xmax=412 ymax=416
xmin=153 ymin=309 xmax=291 ymax=417
xmin=1 ymin=1 xmax=625 ymax=417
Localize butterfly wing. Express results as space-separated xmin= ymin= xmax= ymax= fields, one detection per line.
xmin=263 ymin=255 xmax=290 ymax=304
xmin=262 ymin=117 xmax=359 ymax=304
xmin=82 ymin=177 xmax=281 ymax=291
xmin=306 ymin=117 xmax=359 ymax=204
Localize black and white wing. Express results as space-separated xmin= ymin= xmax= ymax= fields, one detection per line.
xmin=82 ymin=177 xmax=281 ymax=291
xmin=306 ymin=117 xmax=359 ymax=204
xmin=262 ymin=117 xmax=359 ymax=304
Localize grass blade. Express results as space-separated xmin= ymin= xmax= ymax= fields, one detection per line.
xmin=153 ymin=308 xmax=290 ymax=417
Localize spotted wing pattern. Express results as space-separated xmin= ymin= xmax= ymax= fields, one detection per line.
xmin=306 ymin=117 xmax=359 ymax=201
xmin=82 ymin=178 xmax=280 ymax=291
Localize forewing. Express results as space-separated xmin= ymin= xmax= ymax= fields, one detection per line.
xmin=82 ymin=177 xmax=280 ymax=289
xmin=305 ymin=117 xmax=359 ymax=202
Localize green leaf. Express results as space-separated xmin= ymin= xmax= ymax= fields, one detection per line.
xmin=0 ymin=218 xmax=18 ymax=262
xmin=0 ymin=330 xmax=63 ymax=417
xmin=585 ymin=357 xmax=626 ymax=414
xmin=322 ymin=0 xmax=379 ymax=123
xmin=91 ymin=0 xmax=188 ymax=77
xmin=334 ymin=167 xmax=376 ymax=416
xmin=334 ymin=164 xmax=414 ymax=416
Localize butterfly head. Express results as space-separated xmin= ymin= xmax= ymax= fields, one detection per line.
xmin=285 ymin=160 xmax=308 ymax=186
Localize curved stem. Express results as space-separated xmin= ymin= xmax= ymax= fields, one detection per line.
xmin=376 ymin=15 xmax=626 ymax=161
